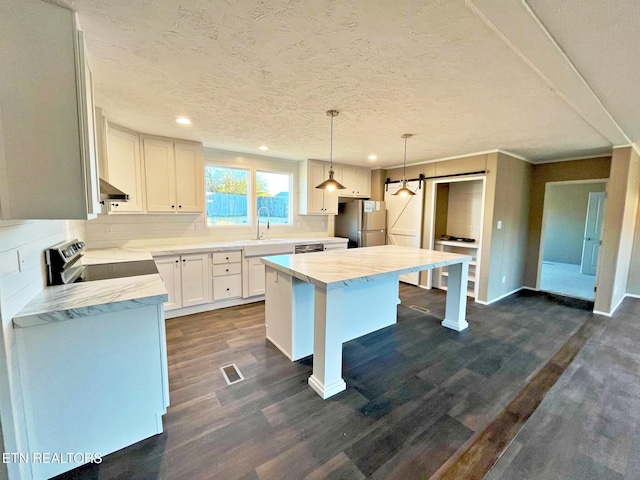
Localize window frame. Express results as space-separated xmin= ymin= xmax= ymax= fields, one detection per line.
xmin=204 ymin=165 xmax=252 ymax=228
xmin=204 ymin=162 xmax=294 ymax=230
xmin=255 ymin=168 xmax=293 ymax=227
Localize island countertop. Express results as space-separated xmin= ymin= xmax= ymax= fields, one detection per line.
xmin=261 ymin=245 xmax=472 ymax=288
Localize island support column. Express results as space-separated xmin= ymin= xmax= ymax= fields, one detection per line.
xmin=308 ymin=285 xmax=347 ymax=399
xmin=441 ymin=260 xmax=470 ymax=331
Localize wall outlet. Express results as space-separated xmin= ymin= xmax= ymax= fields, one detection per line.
xmin=497 ymin=221 xmax=502 ymax=229
xmin=17 ymin=249 xmax=25 ymax=273
xmin=195 ymin=222 xmax=203 ymax=231
xmin=502 ymin=275 xmax=506 ymax=284
xmin=105 ymin=225 xmax=113 ymax=234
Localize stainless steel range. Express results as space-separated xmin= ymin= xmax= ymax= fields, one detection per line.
xmin=45 ymin=239 xmax=158 ymax=285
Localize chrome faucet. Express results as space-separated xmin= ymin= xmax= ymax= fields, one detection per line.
xmin=256 ymin=206 xmax=271 ymax=240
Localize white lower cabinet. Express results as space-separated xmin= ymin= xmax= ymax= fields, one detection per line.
xmin=155 ymin=256 xmax=182 ymax=310
xmin=181 ymin=253 xmax=211 ymax=307
xmin=212 ymin=251 xmax=242 ymax=301
xmin=15 ymin=304 xmax=168 ymax=479
xmin=155 ymin=253 xmax=211 ymax=310
xmin=244 ymin=257 xmax=267 ymax=298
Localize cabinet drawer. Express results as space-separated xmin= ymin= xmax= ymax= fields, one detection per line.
xmin=212 ymin=251 xmax=241 ymax=264
xmin=213 ymin=274 xmax=242 ymax=300
xmin=212 ymin=263 xmax=241 ymax=277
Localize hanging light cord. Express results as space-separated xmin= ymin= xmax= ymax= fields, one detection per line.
xmin=403 ymin=134 xmax=408 ymax=180
xmin=329 ymin=113 xmax=334 ymax=169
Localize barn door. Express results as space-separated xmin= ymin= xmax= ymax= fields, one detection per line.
xmin=385 ymin=180 xmax=424 ymax=285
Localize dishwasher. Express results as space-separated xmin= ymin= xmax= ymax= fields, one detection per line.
xmin=294 ymin=243 xmax=324 ymax=254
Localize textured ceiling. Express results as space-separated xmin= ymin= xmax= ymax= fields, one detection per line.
xmin=528 ymin=0 xmax=640 ymax=142
xmin=47 ymin=0 xmax=638 ymax=167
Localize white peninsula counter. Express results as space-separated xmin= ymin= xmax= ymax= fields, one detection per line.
xmin=12 ymin=256 xmax=168 ymax=479
xmin=261 ymin=245 xmax=471 ymax=399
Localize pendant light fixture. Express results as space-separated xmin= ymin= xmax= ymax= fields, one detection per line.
xmin=316 ymin=110 xmax=346 ymax=191
xmin=394 ymin=133 xmax=415 ymax=197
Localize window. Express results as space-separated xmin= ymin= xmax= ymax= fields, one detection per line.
xmin=205 ymin=165 xmax=293 ymax=228
xmin=256 ymin=170 xmax=291 ymax=225
xmin=205 ymin=166 xmax=250 ymax=226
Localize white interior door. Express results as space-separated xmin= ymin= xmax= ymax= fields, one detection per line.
xmin=580 ymin=191 xmax=606 ymax=275
xmin=385 ymin=180 xmax=424 ymax=285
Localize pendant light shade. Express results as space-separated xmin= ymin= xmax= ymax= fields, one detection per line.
xmin=316 ymin=110 xmax=346 ymax=191
xmin=394 ymin=134 xmax=415 ymax=197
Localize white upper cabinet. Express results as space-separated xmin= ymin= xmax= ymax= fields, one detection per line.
xmin=174 ymin=142 xmax=204 ymax=213
xmin=103 ymin=124 xmax=144 ymax=213
xmin=299 ymin=160 xmax=371 ymax=213
xmin=299 ymin=159 xmax=339 ymax=215
xmin=0 ymin=1 xmax=101 ymax=219
xmin=143 ymin=137 xmax=204 ymax=214
xmin=340 ymin=166 xmax=371 ymax=198
xmin=143 ymin=138 xmax=176 ymax=213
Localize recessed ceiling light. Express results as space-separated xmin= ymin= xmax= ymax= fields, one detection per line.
xmin=259 ymin=145 xmax=269 ymax=151
xmin=368 ymin=154 xmax=377 ymax=161
xmin=176 ymin=117 xmax=191 ymax=125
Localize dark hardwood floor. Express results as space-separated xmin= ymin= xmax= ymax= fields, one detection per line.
xmin=55 ymin=285 xmax=596 ymax=479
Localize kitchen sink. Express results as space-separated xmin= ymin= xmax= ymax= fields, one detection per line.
xmin=241 ymin=240 xmax=295 ymax=257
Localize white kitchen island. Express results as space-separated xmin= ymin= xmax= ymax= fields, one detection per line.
xmin=262 ymin=245 xmax=472 ymax=399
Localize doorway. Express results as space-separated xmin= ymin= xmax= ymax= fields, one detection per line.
xmin=538 ymin=180 xmax=607 ymax=300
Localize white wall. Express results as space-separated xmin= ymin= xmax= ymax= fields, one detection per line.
xmin=86 ymin=149 xmax=331 ymax=248
xmin=0 ymin=219 xmax=85 ymax=480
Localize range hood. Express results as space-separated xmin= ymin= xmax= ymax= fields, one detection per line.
xmin=99 ymin=178 xmax=130 ymax=203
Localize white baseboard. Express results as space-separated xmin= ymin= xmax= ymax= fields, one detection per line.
xmin=164 ymin=295 xmax=264 ymax=319
xmin=265 ymin=335 xmax=293 ymax=360
xmin=611 ymin=295 xmax=626 ymax=315
xmin=594 ymin=293 xmax=640 ymax=317
xmin=476 ymin=287 xmax=526 ymax=305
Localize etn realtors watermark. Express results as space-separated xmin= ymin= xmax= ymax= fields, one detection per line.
xmin=2 ymin=452 xmax=102 ymax=465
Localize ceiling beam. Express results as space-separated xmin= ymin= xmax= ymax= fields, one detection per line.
xmin=467 ymin=0 xmax=630 ymax=146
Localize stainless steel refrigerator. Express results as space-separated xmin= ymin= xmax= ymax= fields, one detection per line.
xmin=335 ymin=200 xmax=387 ymax=248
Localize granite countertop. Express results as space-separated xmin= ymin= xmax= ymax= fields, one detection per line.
xmin=82 ymin=249 xmax=154 ymax=265
xmin=84 ymin=237 xmax=347 ymax=258
xmin=13 ymin=275 xmax=168 ymax=328
xmin=261 ymin=245 xmax=472 ymax=289
xmin=14 ymin=237 xmax=348 ymax=328
xmin=138 ymin=236 xmax=347 ymax=256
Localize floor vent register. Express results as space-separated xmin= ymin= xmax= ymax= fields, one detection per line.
xmin=220 ymin=363 xmax=245 ymax=385
xmin=408 ymin=305 xmax=431 ymax=314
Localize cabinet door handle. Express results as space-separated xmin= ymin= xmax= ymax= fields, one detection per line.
xmin=226 ymin=268 xmax=229 ymax=272
xmin=182 ymin=259 xmax=186 ymax=263
xmin=171 ymin=205 xmax=175 ymax=209
xmin=226 ymin=288 xmax=230 ymax=291
xmin=226 ymin=257 xmax=229 ymax=260
xmin=175 ymin=260 xmax=179 ymax=264
xmin=178 ymin=205 xmax=182 ymax=209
